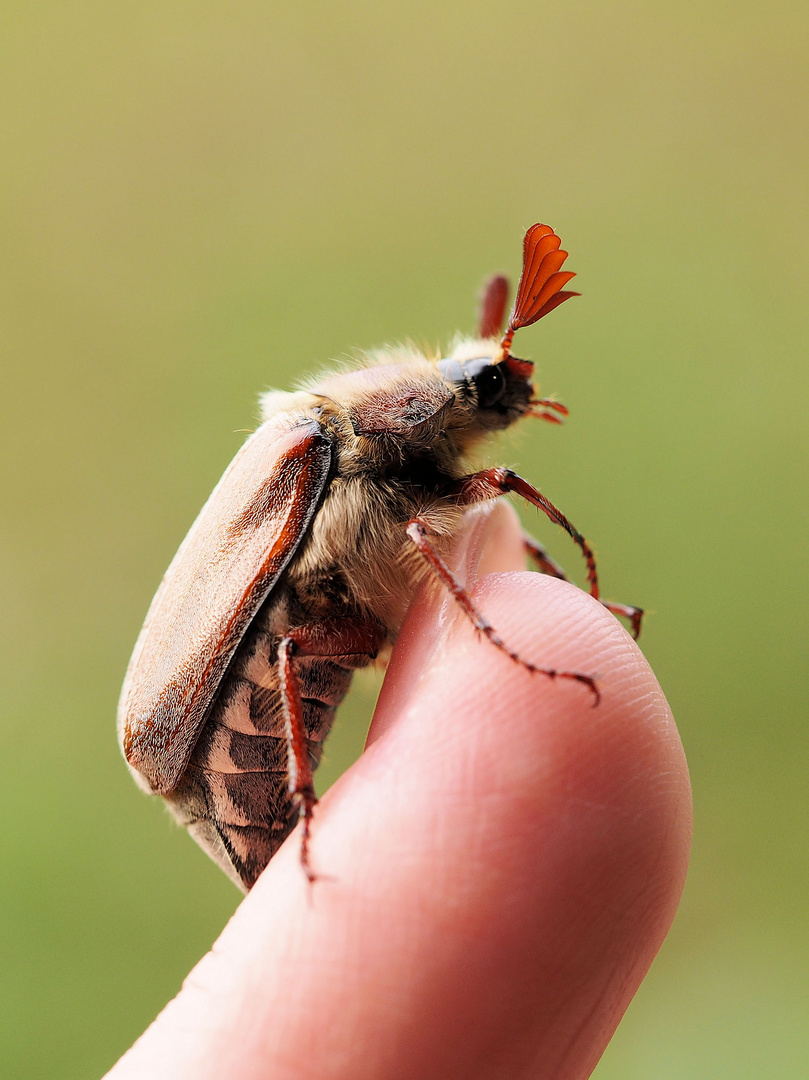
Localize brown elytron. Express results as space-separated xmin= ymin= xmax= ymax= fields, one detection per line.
xmin=118 ymin=223 xmax=643 ymax=890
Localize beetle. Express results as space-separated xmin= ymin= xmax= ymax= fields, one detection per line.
xmin=118 ymin=222 xmax=643 ymax=891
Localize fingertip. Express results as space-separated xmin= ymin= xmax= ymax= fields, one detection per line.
xmin=368 ymin=570 xmax=691 ymax=1076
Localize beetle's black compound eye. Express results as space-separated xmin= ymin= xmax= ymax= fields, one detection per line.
xmin=470 ymin=361 xmax=506 ymax=408
xmin=437 ymin=356 xmax=506 ymax=409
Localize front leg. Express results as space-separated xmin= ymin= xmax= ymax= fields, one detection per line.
xmin=452 ymin=467 xmax=644 ymax=639
xmin=278 ymin=618 xmax=386 ymax=880
xmin=453 ymin=468 xmax=601 ymax=597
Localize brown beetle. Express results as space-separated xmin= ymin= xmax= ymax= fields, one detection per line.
xmin=118 ymin=223 xmax=642 ymax=891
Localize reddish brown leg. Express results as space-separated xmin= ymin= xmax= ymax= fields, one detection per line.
xmin=278 ymin=618 xmax=386 ymax=881
xmin=406 ymin=520 xmax=600 ymax=704
xmin=600 ymin=600 xmax=644 ymax=641
xmin=523 ymin=534 xmax=644 ymax=640
xmin=454 ymin=467 xmax=601 ymax=598
xmin=522 ymin=534 xmax=569 ymax=581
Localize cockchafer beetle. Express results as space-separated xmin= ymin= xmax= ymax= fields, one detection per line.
xmin=118 ymin=223 xmax=643 ymax=890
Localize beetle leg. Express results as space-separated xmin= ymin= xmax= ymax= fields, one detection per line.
xmin=523 ymin=532 xmax=644 ymax=640
xmin=406 ymin=520 xmax=600 ymax=704
xmin=278 ymin=619 xmax=386 ymax=880
xmin=452 ymin=467 xmax=601 ymax=595
xmin=522 ymin=532 xmax=570 ymax=581
xmin=598 ymin=600 xmax=644 ymax=640
xmin=451 ymin=468 xmax=644 ymax=639
xmin=277 ymin=638 xmax=317 ymax=881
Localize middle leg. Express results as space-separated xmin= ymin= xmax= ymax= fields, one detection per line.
xmin=523 ymin=532 xmax=644 ymax=640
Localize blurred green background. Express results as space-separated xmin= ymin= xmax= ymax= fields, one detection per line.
xmin=1 ymin=2 xmax=807 ymax=1076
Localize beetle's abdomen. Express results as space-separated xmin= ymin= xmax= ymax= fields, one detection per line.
xmin=165 ymin=616 xmax=354 ymax=890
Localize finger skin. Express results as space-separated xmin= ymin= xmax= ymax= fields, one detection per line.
xmin=106 ymin=505 xmax=691 ymax=1080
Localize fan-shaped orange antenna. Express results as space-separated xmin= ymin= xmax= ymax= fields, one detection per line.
xmin=478 ymin=274 xmax=509 ymax=338
xmin=495 ymin=223 xmax=579 ymax=369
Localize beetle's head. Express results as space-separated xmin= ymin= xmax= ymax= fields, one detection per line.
xmin=438 ymin=221 xmax=579 ymax=433
xmin=437 ymin=348 xmax=535 ymax=431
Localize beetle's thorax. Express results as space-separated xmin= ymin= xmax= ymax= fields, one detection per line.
xmin=255 ymin=342 xmax=535 ymax=632
xmin=263 ymin=340 xmax=535 ymax=470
